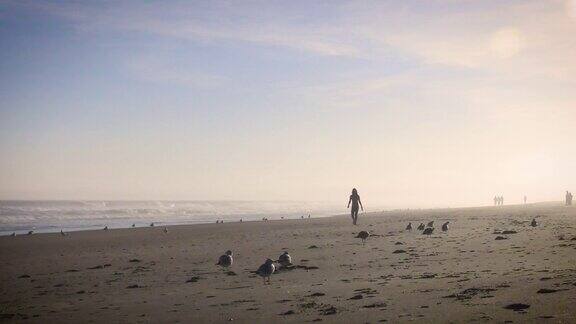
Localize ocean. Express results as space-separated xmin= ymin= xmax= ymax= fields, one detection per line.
xmin=0 ymin=200 xmax=345 ymax=235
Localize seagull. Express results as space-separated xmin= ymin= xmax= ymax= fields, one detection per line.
xmin=10 ymin=232 xmax=16 ymax=237
xmin=406 ymin=222 xmax=412 ymax=231
xmin=257 ymin=259 xmax=275 ymax=284
xmin=27 ymin=230 xmax=34 ymax=235
xmin=132 ymin=223 xmax=136 ymax=228
xmin=531 ymin=219 xmax=537 ymax=227
xmin=423 ymin=227 xmax=434 ymax=235
xmin=217 ymin=250 xmax=233 ymax=268
xmin=427 ymin=221 xmax=434 ymax=228
xmin=417 ymin=223 xmax=425 ymax=231
xmin=163 ymin=227 xmax=168 ymax=234
xmin=441 ymin=222 xmax=449 ymax=232
xmin=150 ymin=223 xmax=155 ymax=227
xmin=240 ymin=219 xmax=243 ymax=223
xmin=103 ymin=226 xmax=108 ymax=231
xmin=278 ymin=251 xmax=292 ymax=267
xmin=356 ymin=230 xmax=370 ymax=244
xmin=60 ymin=229 xmax=67 ymax=236
xmin=301 ymin=215 xmax=304 ymax=219
xmin=308 ymin=214 xmax=311 ymax=218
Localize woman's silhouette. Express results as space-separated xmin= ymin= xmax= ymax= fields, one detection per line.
xmin=347 ymin=188 xmax=363 ymax=225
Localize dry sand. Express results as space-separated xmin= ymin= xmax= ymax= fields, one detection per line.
xmin=1 ymin=203 xmax=575 ymax=323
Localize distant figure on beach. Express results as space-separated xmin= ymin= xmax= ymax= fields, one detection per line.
xmin=566 ymin=191 xmax=573 ymax=206
xmin=524 ymin=195 xmax=527 ymax=204
xmin=347 ymin=188 xmax=364 ymax=225
xmin=495 ymin=195 xmax=503 ymax=206
xmin=496 ymin=195 xmax=503 ymax=206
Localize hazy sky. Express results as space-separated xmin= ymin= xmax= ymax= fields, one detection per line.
xmin=0 ymin=0 xmax=575 ymax=207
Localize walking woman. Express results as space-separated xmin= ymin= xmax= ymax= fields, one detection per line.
xmin=347 ymin=188 xmax=364 ymax=225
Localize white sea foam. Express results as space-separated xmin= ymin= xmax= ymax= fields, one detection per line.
xmin=0 ymin=200 xmax=345 ymax=235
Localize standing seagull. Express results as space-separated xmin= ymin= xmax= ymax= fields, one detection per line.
xmin=417 ymin=223 xmax=425 ymax=231
xmin=427 ymin=221 xmax=434 ymax=228
xmin=423 ymin=227 xmax=434 ymax=235
xmin=530 ymin=219 xmax=537 ymax=227
xmin=150 ymin=222 xmax=155 ymax=227
xmin=10 ymin=232 xmax=15 ymax=237
xmin=27 ymin=230 xmax=34 ymax=235
xmin=257 ymin=259 xmax=275 ymax=284
xmin=163 ymin=227 xmax=168 ymax=234
xmin=441 ymin=222 xmax=450 ymax=232
xmin=278 ymin=251 xmax=292 ymax=267
xmin=406 ymin=222 xmax=412 ymax=231
xmin=356 ymin=231 xmax=370 ymax=244
xmin=132 ymin=223 xmax=136 ymax=228
xmin=217 ymin=250 xmax=233 ymax=268
xmin=60 ymin=229 xmax=68 ymax=237
xmin=103 ymin=226 xmax=108 ymax=231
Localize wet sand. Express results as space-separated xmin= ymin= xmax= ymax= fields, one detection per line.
xmin=1 ymin=203 xmax=575 ymax=323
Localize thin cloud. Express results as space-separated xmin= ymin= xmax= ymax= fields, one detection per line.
xmin=125 ymin=56 xmax=227 ymax=88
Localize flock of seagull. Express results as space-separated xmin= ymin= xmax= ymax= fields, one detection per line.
xmin=8 ymin=212 xmax=542 ymax=288
xmin=404 ymin=220 xmax=450 ymax=235
xmin=216 ymin=249 xmax=292 ymax=284
xmin=214 ymin=219 xmax=457 ymax=284
xmin=10 ymin=213 xmax=317 ymax=237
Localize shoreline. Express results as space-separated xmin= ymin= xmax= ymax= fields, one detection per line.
xmin=0 ymin=200 xmax=564 ymax=237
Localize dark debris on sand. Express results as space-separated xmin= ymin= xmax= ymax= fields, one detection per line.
xmin=537 ymin=288 xmax=566 ymax=294
xmin=309 ymin=292 xmax=326 ymax=297
xmin=363 ymin=302 xmax=387 ymax=309
xmin=504 ymin=303 xmax=530 ymax=311
xmin=295 ymin=265 xmax=319 ymax=270
xmin=321 ymin=306 xmax=337 ymax=315
xmin=279 ymin=310 xmax=295 ymax=316
xmin=443 ymin=287 xmax=497 ymax=301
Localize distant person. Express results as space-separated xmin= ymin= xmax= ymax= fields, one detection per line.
xmin=524 ymin=195 xmax=527 ymax=204
xmin=347 ymin=188 xmax=364 ymax=225
xmin=494 ymin=196 xmax=498 ymax=206
xmin=567 ymin=191 xmax=573 ymax=206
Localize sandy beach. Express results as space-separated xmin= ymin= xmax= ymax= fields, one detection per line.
xmin=1 ymin=203 xmax=575 ymax=323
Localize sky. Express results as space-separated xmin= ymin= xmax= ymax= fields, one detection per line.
xmin=0 ymin=0 xmax=575 ymax=207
